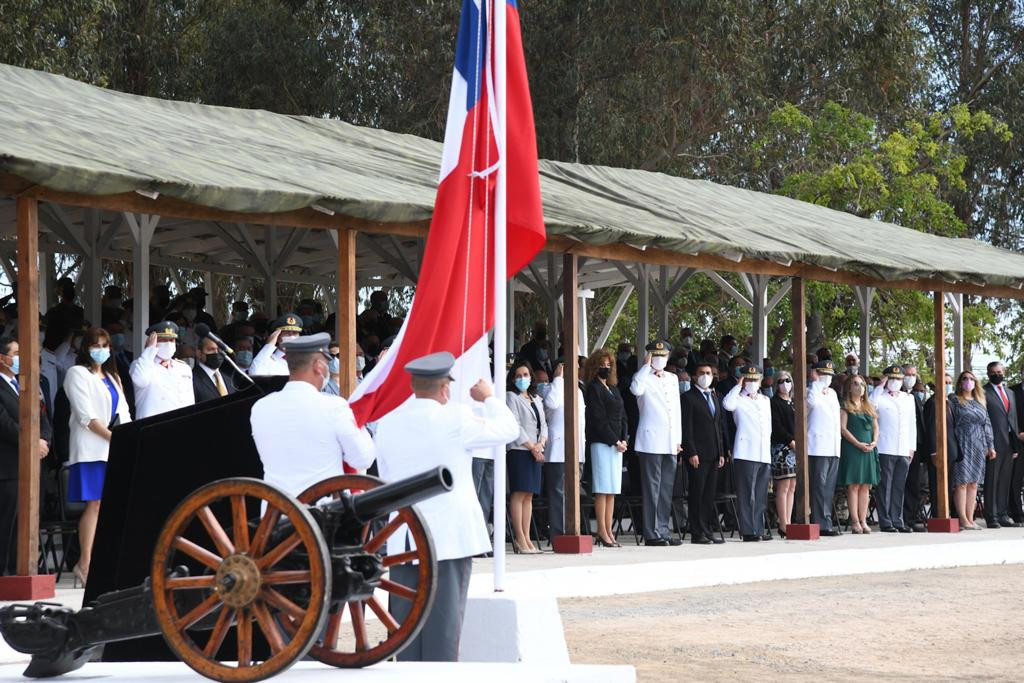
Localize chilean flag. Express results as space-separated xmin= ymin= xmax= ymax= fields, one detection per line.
xmin=349 ymin=0 xmax=545 ymax=426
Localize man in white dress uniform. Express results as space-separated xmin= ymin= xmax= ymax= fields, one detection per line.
xmin=129 ymin=321 xmax=194 ymax=419
xmin=807 ymin=359 xmax=843 ymax=536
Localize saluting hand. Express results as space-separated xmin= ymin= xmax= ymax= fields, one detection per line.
xmin=145 ymin=332 xmax=158 ymax=348
xmin=470 ymin=379 xmax=493 ymax=402
xmin=267 ymin=329 xmax=282 ymax=347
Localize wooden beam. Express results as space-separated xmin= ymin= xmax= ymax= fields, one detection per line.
xmin=562 ymin=253 xmax=581 ymax=539
xmin=15 ymin=197 xmax=41 ymax=576
xmin=933 ymin=291 xmax=950 ymax=519
xmin=791 ymin=277 xmax=810 ymax=524
xmin=337 ymin=228 xmax=357 ymax=396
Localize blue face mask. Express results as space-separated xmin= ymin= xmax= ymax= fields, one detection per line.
xmin=764 ymin=367 xmax=775 ymax=377
xmin=679 ymin=380 xmax=691 ymax=393
xmin=733 ymin=367 xmax=742 ymax=378
xmin=110 ymin=333 xmax=125 ymax=350
xmin=8 ymin=355 xmax=19 ymax=375
xmin=514 ymin=377 xmax=531 ymax=393
xmin=535 ymin=382 xmax=550 ymax=397
xmin=236 ymin=350 xmax=253 ymax=366
xmin=328 ymin=356 xmax=340 ymax=374
xmin=762 ymin=387 xmax=774 ymax=398
xmin=89 ymin=347 xmax=111 ymax=366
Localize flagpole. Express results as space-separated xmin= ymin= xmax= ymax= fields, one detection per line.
xmin=492 ymin=0 xmax=508 ymax=592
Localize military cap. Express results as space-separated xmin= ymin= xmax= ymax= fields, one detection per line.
xmin=280 ymin=332 xmax=332 ymax=357
xmin=272 ymin=313 xmax=303 ymax=333
xmin=882 ymin=364 xmax=904 ymax=379
xmin=738 ymin=364 xmax=763 ymax=380
xmin=146 ymin=321 xmax=179 ymax=338
xmin=645 ymin=340 xmax=673 ymax=356
xmin=813 ymin=360 xmax=835 ymax=375
xmin=405 ymin=351 xmax=456 ymax=380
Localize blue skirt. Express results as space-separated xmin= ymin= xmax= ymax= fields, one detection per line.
xmin=68 ymin=461 xmax=107 ymax=502
xmin=590 ymin=443 xmax=623 ymax=494
xmin=507 ymin=449 xmax=542 ymax=494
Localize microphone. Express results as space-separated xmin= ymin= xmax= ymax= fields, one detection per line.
xmin=194 ymin=323 xmax=234 ymax=355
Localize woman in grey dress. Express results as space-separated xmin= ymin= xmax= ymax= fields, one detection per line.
xmin=949 ymin=370 xmax=995 ymax=530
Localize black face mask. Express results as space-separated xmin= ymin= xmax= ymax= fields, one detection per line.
xmin=597 ymin=367 xmax=611 ymax=380
xmin=989 ymin=373 xmax=1004 ymax=385
xmin=203 ymin=352 xmax=224 ymax=370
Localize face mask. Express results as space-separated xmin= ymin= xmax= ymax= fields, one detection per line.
xmin=651 ymin=356 xmax=667 ymax=371
xmin=777 ymin=379 xmax=792 ymax=392
xmin=725 ymin=346 xmax=736 ymax=358
xmin=232 ymin=311 xmax=248 ymax=323
xmin=850 ymin=384 xmax=865 ymax=398
xmin=616 ymin=351 xmax=630 ymax=363
xmin=679 ymin=380 xmax=691 ymax=393
xmin=301 ymin=315 xmax=314 ymax=328
xmin=156 ymin=341 xmax=176 ymax=360
xmin=902 ymin=376 xmax=916 ymax=391
xmin=535 ymin=382 xmax=550 ymax=397
xmin=847 ymin=365 xmax=859 ymax=375
xmin=203 ymin=352 xmax=224 ymax=370
xmin=914 ymin=391 xmax=925 ymax=402
xmin=355 ymin=356 xmax=366 ymax=372
xmin=887 ymin=379 xmax=903 ymax=392
xmin=537 ymin=349 xmax=549 ymax=362
xmin=962 ymin=379 xmax=975 ymax=392
xmin=514 ymin=377 xmax=531 ymax=392
xmin=743 ymin=382 xmax=760 ymax=396
xmin=946 ymin=384 xmax=954 ymax=395
xmin=236 ymin=350 xmax=253 ymax=367
xmin=681 ymin=336 xmax=693 ymax=348
xmin=89 ymin=347 xmax=111 ymax=365
xmin=764 ymin=367 xmax=775 ymax=377
xmin=989 ymin=373 xmax=1004 ymax=385
xmin=761 ymin=387 xmax=774 ymax=398
xmin=817 ymin=376 xmax=832 ymax=389
xmin=597 ymin=367 xmax=611 ymax=380
xmin=110 ymin=333 xmax=125 ymax=350
xmin=696 ymin=374 xmax=713 ymax=389
xmin=733 ymin=367 xmax=742 ymax=378
xmin=182 ymin=308 xmax=197 ymax=322
xmin=328 ymin=356 xmax=340 ymax=375
xmin=7 ymin=355 xmax=19 ymax=375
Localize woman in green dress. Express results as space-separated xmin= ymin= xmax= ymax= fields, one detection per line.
xmin=838 ymin=374 xmax=880 ymax=534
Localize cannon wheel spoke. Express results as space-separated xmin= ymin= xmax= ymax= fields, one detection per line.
xmin=296 ymin=474 xmax=437 ymax=669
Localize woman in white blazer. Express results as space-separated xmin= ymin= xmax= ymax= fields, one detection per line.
xmin=722 ymin=364 xmax=773 ymax=541
xmin=62 ymin=328 xmax=132 ymax=584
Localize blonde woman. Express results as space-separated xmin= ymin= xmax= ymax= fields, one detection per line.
xmin=583 ymin=349 xmax=628 ymax=547
xmin=949 ymin=371 xmax=995 ymax=530
xmin=838 ymin=374 xmax=880 ymax=533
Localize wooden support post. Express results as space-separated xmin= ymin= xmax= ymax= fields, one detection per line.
xmin=0 ymin=198 xmax=55 ymax=599
xmin=337 ymin=228 xmax=357 ymax=397
xmin=787 ymin=276 xmax=818 ymax=540
xmin=929 ymin=291 xmax=958 ymax=532
xmin=554 ymin=252 xmax=591 ymax=553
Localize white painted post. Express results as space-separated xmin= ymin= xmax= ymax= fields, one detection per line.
xmin=853 ymin=286 xmax=875 ymax=376
xmin=594 ymin=284 xmax=633 ymax=352
xmin=126 ymin=213 xmax=158 ymax=351
xmin=264 ymin=226 xmax=278 ymax=316
xmin=635 ymin=264 xmax=649 ymax=352
xmin=507 ymin=278 xmax=516 ymax=354
xmin=751 ymin=275 xmax=770 ymax=366
xmin=577 ymin=289 xmax=593 ymax=356
xmin=37 ymin=252 xmax=52 ymax=313
xmin=82 ymin=210 xmax=102 ymax=326
xmin=947 ymin=292 xmax=964 ymax=378
xmin=657 ymin=265 xmax=670 ymax=338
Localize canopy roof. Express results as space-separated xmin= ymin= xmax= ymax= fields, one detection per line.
xmin=1 ymin=63 xmax=1022 ymax=296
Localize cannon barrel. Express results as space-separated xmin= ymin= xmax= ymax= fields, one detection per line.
xmin=347 ymin=466 xmax=453 ymax=523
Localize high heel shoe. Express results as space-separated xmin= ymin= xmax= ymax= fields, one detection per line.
xmin=778 ymin=528 xmax=787 ymax=539
xmin=595 ymin=537 xmax=614 ymax=547
xmin=72 ymin=563 xmax=87 ymax=588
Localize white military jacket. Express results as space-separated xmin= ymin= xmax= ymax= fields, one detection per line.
xmin=129 ymin=346 xmax=195 ymax=419
xmin=374 ymin=395 xmax=518 ymax=561
xmin=870 ymin=386 xmax=916 ymax=457
xmin=806 ymin=380 xmax=841 ymax=457
xmin=247 ymin=343 xmax=289 ymax=376
xmin=251 ymin=381 xmax=375 ymax=497
xmin=721 ymin=384 xmax=772 ymax=463
xmin=542 ymin=376 xmax=586 ymax=464
xmin=629 ymin=364 xmax=682 ymax=455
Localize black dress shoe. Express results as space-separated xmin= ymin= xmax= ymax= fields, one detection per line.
xmin=666 ymin=537 xmax=683 ymax=546
xmin=911 ymin=523 xmax=926 ymax=532
xmin=820 ymin=529 xmax=841 ymax=537
xmin=898 ymin=526 xmax=913 ymax=533
xmin=880 ymin=526 xmax=897 ymax=533
xmin=742 ymin=534 xmax=761 ymax=542
xmin=986 ymin=520 xmax=1001 ymax=529
xmin=691 ymin=537 xmax=712 ymax=545
xmin=997 ymin=517 xmax=1018 ymax=527
xmin=709 ymin=535 xmax=725 ymax=545
xmin=760 ymin=533 xmax=773 ymax=541
xmin=644 ymin=538 xmax=668 ymax=546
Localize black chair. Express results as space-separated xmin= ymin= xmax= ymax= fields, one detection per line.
xmin=713 ymin=493 xmax=739 ymax=539
xmin=38 ymin=465 xmax=82 ymax=580
xmin=613 ymin=495 xmax=644 ymax=545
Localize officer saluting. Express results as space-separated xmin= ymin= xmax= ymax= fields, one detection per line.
xmin=250 ymin=333 xmax=374 ymax=497
xmin=247 ymin=313 xmax=303 ymax=376
xmin=129 ymin=321 xmax=195 ymax=419
xmin=375 ymin=351 xmax=518 ymax=662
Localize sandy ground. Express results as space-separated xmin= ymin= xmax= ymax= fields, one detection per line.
xmin=560 ymin=565 xmax=1024 ymax=682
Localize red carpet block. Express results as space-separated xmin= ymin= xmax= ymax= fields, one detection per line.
xmin=552 ymin=535 xmax=594 ymax=554
xmin=785 ymin=523 xmax=820 ymax=540
xmin=927 ymin=518 xmax=960 ymax=533
xmin=0 ymin=574 xmax=56 ymax=600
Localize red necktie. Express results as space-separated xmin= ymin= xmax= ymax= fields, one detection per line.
xmin=999 ymin=384 xmax=1009 ymax=412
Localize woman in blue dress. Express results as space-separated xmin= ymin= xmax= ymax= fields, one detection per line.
xmin=62 ymin=328 xmax=132 ymax=584
xmin=948 ymin=370 xmax=995 ymax=530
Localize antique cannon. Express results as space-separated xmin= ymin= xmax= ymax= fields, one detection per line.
xmin=0 ymin=466 xmax=453 ymax=682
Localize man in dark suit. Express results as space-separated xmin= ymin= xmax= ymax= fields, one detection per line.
xmin=901 ymin=365 xmax=930 ymax=530
xmin=983 ymin=362 xmax=1022 ymax=528
xmin=681 ymin=362 xmax=726 ymax=544
xmin=192 ymin=336 xmax=236 ymax=404
xmin=1010 ymin=372 xmax=1024 ymax=525
xmin=0 ymin=337 xmax=53 ymax=574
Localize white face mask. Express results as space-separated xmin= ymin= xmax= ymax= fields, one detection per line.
xmin=355 ymin=356 xmax=366 ymax=372
xmin=902 ymin=375 xmax=915 ymax=391
xmin=817 ymin=376 xmax=832 ymax=389
xmin=651 ymin=356 xmax=668 ymax=371
xmin=696 ymin=374 xmax=713 ymax=389
xmin=887 ymin=379 xmax=903 ymax=392
xmin=320 ymin=361 xmax=330 ymax=391
xmin=743 ymin=382 xmax=760 ymax=396
xmin=156 ymin=341 xmax=176 ymax=360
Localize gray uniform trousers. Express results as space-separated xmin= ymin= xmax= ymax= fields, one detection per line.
xmin=808 ymin=455 xmax=840 ymax=531
xmin=472 ymin=457 xmax=494 ymax=525
xmin=638 ymin=452 xmax=677 ymax=540
xmin=733 ymin=459 xmax=770 ymax=536
xmin=390 ymin=556 xmax=473 ymax=662
xmin=877 ymin=453 xmax=910 ymax=529
xmin=542 ymin=462 xmax=565 ymax=538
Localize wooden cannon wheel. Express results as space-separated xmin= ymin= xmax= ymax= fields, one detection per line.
xmin=296 ymin=474 xmax=437 ymax=668
xmin=151 ymin=478 xmax=331 ymax=682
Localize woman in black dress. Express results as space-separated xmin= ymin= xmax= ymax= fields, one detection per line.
xmin=770 ymin=370 xmax=797 ymax=536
